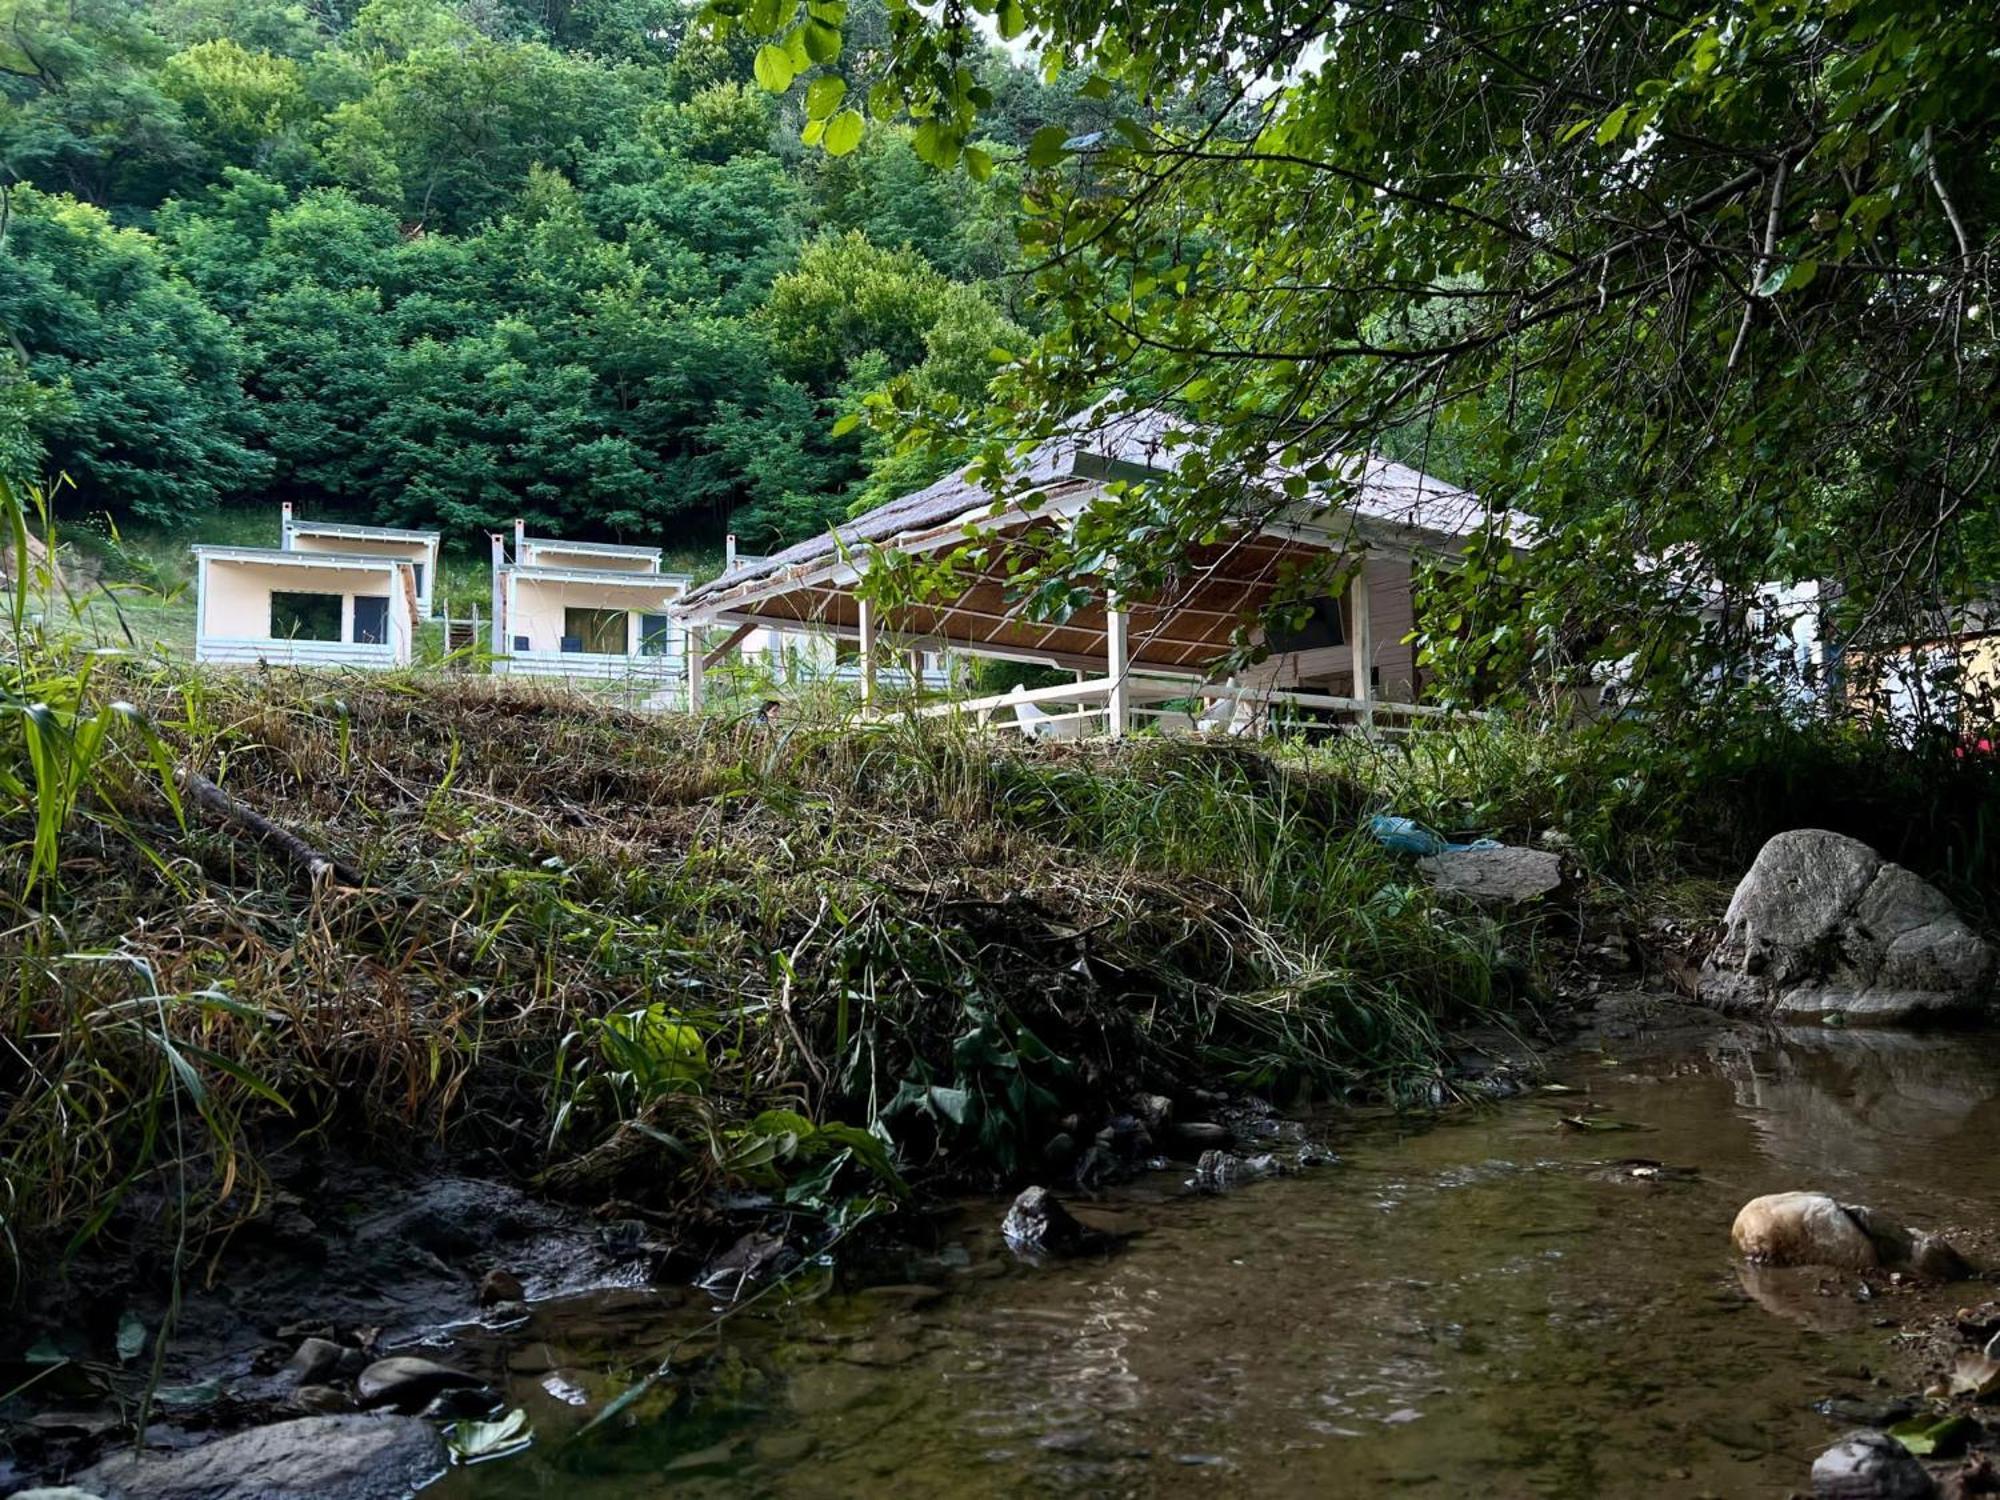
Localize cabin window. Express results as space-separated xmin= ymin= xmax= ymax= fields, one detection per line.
xmin=351 ymin=595 xmax=389 ymax=645
xmin=639 ymin=614 xmax=674 ymax=656
xmin=564 ymin=607 xmax=627 ymax=654
xmin=410 ymin=561 xmax=426 ymax=598
xmin=271 ymin=591 xmax=341 ymax=642
xmin=1267 ymin=595 xmax=1346 ymax=653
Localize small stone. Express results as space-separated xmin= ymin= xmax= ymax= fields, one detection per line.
xmin=1810 ymin=1430 xmax=1935 ymax=1499
xmin=290 ymin=1384 xmax=354 ymax=1414
xmin=1131 ymin=1094 xmax=1173 ymax=1132
xmin=282 ymin=1337 xmax=345 ymax=1386
xmin=1001 ymin=1186 xmax=1104 ymax=1258
xmin=1416 ymin=845 xmax=1566 ymax=904
xmin=853 ymin=1283 xmax=947 ymax=1311
xmin=478 ymin=1268 xmax=525 ymax=1306
xmin=355 ymin=1356 xmax=483 ymax=1412
xmin=1041 ymin=1131 xmax=1077 ymax=1167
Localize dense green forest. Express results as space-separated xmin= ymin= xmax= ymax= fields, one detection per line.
xmin=0 ymin=0 xmax=1086 ymax=552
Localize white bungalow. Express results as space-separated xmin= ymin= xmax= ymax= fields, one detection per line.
xmin=488 ymin=521 xmax=691 ymax=705
xmin=193 ymin=545 xmax=420 ymax=668
xmin=674 ymin=405 xmax=1532 ymax=737
xmin=281 ymin=503 xmax=441 ymax=618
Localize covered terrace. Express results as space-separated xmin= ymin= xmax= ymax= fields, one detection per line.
xmin=673 ymin=408 xmax=1530 ymax=737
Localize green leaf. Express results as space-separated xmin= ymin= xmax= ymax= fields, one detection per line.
xmin=802 ymin=17 xmax=841 ymax=64
xmin=805 ymin=73 xmax=846 ymax=119
xmin=829 ymin=411 xmax=861 ymax=437
xmin=963 ymin=143 xmax=993 ymax=180
xmin=823 ymin=108 xmax=865 ymax=155
xmin=996 ymin=0 xmax=1026 ymax=40
xmin=753 ymin=43 xmax=795 ymax=92
xmin=1079 ymin=73 xmax=1114 ymax=101
xmin=867 ymin=80 xmax=898 ymax=120
xmin=1027 ymin=123 xmax=1071 ymax=169
xmin=1593 ymin=104 xmax=1630 ymax=145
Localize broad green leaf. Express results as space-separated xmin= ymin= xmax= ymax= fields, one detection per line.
xmin=802 ymin=18 xmax=841 ymax=64
xmin=823 ymin=108 xmax=864 ymax=155
xmin=805 ymin=73 xmax=846 ymax=119
xmin=753 ymin=43 xmax=795 ymax=92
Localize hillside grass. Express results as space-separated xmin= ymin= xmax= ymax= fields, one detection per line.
xmin=8 ymin=483 xmax=1998 ymax=1290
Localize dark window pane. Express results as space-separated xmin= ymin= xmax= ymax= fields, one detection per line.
xmin=411 ymin=562 xmax=426 ymax=598
xmin=640 ymin=614 xmax=673 ymax=656
xmin=1268 ymin=595 xmax=1346 ymax=653
xmin=563 ymin=607 xmax=627 ymax=654
xmin=271 ymin=591 xmax=341 ymax=641
xmin=352 ymin=595 xmax=389 ymax=645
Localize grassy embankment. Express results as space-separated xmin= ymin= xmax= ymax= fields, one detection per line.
xmin=7 ymin=483 xmax=1999 ymax=1292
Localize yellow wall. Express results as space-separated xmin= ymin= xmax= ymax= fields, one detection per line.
xmin=201 ymin=558 xmax=408 ymax=642
xmin=506 ymin=576 xmax=681 ymax=653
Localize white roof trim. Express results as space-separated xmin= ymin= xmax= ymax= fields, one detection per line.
xmin=503 ymin=565 xmax=690 ymax=592
xmin=521 ymin=536 xmax=664 ymax=560
xmin=195 ymin=546 xmax=411 ymax=570
xmin=287 ymin=521 xmax=440 ymax=544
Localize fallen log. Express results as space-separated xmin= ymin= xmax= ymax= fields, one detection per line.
xmin=178 ymin=771 xmax=363 ymax=888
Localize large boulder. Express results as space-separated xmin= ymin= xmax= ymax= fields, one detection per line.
xmin=1732 ymin=1190 xmax=1972 ymax=1278
xmin=1701 ymin=831 xmax=1994 ymax=1023
xmin=74 ymin=1414 xmax=446 ymax=1500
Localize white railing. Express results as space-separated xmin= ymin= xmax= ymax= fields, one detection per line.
xmin=913 ymin=672 xmax=1488 ymax=739
xmin=496 ymin=650 xmax=681 ymax=683
xmin=195 ymin=637 xmax=401 ymax=669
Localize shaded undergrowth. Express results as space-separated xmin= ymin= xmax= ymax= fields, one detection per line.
xmin=0 ymin=656 xmax=1539 ymax=1285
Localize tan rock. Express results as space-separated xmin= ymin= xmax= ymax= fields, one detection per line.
xmin=1731 ymin=1191 xmax=1881 ymax=1271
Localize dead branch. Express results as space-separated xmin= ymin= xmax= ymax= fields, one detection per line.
xmin=178 ymin=771 xmax=364 ymax=889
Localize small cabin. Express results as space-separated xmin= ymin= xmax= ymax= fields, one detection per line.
xmin=193 ymin=545 xmax=420 ymax=668
xmin=488 ymin=520 xmax=691 ymax=705
xmin=281 ymin=503 xmax=441 ymax=619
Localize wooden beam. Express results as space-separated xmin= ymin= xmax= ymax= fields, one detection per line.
xmin=701 ymin=621 xmax=756 ymax=669
xmin=1351 ymin=560 xmax=1375 ymax=730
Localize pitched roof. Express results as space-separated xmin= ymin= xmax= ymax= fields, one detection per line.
xmin=682 ymin=404 xmax=1525 ymax=610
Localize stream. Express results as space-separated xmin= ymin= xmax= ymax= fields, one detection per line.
xmin=398 ymin=1015 xmax=2000 ymax=1498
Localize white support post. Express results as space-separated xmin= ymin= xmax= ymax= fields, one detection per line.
xmin=857 ymin=596 xmax=877 ymax=711
xmin=280 ymin=500 xmax=294 ymax=551
xmin=1350 ymin=558 xmax=1375 ymax=731
xmin=685 ymin=622 xmax=705 ymax=713
xmin=1106 ymin=595 xmax=1130 ymax=739
xmin=489 ymin=533 xmax=508 ymax=656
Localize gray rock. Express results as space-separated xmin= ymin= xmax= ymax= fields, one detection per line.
xmin=75 ymin=1414 xmax=446 ymax=1500
xmin=281 ymin=1337 xmax=344 ymax=1386
xmin=1702 ymin=830 xmax=1994 ymax=1023
xmin=1810 ymin=1430 xmax=1935 ymax=1499
xmin=1416 ymin=845 xmax=1565 ymax=904
xmin=355 ymin=1355 xmax=482 ymax=1411
xmin=1170 ymin=1121 xmax=1231 ymax=1148
xmin=11 ymin=1489 xmax=111 ymax=1499
xmin=1001 ymin=1186 xmax=1102 ymax=1258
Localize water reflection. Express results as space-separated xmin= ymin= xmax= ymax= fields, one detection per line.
xmin=434 ymin=1021 xmax=2000 ymax=1499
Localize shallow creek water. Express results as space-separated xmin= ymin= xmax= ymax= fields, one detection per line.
xmin=431 ymin=1023 xmax=2000 ymax=1498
